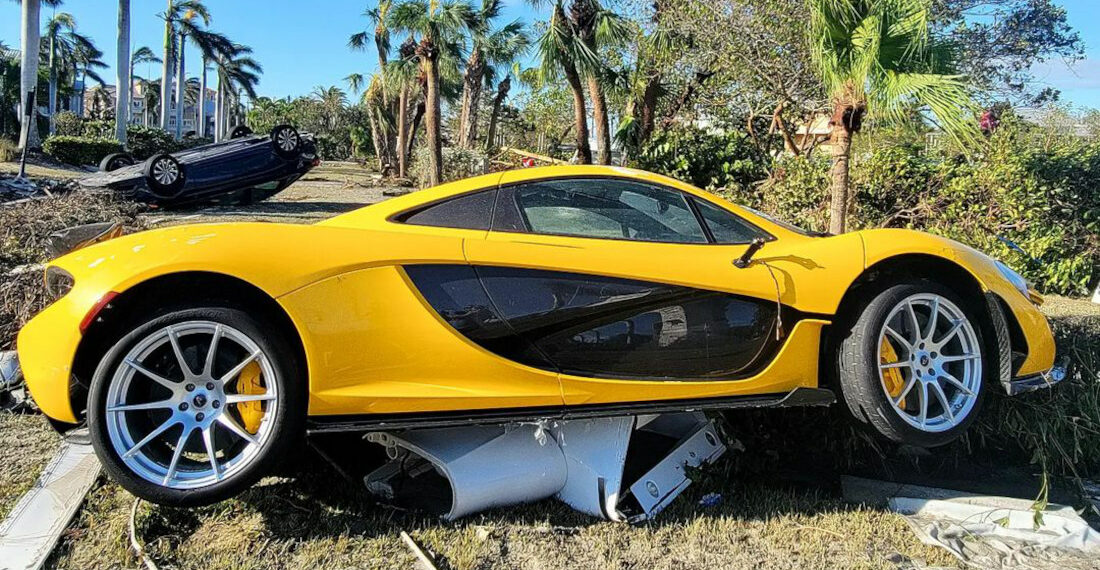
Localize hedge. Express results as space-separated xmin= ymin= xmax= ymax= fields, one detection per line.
xmin=41 ymin=136 xmax=123 ymax=167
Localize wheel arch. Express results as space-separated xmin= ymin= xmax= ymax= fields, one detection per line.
xmin=821 ymin=253 xmax=1017 ymax=392
xmin=68 ymin=271 xmax=308 ymax=422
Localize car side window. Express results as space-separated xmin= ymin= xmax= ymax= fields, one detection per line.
xmin=396 ymin=189 xmax=496 ymax=230
xmin=690 ymin=197 xmax=770 ymax=244
xmin=510 ymin=179 xmax=708 ymax=243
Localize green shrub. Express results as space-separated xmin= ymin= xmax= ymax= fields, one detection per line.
xmin=125 ymin=125 xmax=179 ymax=160
xmin=635 ymin=125 xmax=770 ymax=195
xmin=81 ymin=119 xmax=115 ymax=139
xmin=53 ymin=111 xmax=84 ymax=136
xmin=757 ymin=154 xmax=832 ymax=233
xmin=41 ymin=135 xmax=123 ymax=166
xmin=412 ymin=147 xmax=489 ymax=185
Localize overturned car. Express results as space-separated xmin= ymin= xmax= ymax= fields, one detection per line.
xmin=83 ymin=125 xmax=318 ymax=207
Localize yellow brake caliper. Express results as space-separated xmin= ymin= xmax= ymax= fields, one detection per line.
xmin=880 ymin=337 xmax=906 ymax=407
xmin=234 ymin=361 xmax=266 ymax=434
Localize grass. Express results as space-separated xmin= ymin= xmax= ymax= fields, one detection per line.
xmin=44 ymin=457 xmax=958 ymax=570
xmin=0 ymin=412 xmax=61 ymax=520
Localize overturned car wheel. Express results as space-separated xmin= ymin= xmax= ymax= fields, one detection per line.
xmin=100 ymin=152 xmax=136 ymax=172
xmin=229 ymin=125 xmax=253 ymax=139
xmin=270 ymin=125 xmax=301 ymax=159
xmin=143 ymin=153 xmax=186 ymax=198
xmin=87 ymin=306 xmax=305 ymax=506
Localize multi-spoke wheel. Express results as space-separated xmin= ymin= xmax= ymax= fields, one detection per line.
xmin=270 ymin=125 xmax=301 ymax=159
xmin=142 ymin=153 xmax=186 ymax=198
xmin=88 ymin=307 xmax=304 ymax=506
xmin=837 ymin=281 xmax=987 ymax=447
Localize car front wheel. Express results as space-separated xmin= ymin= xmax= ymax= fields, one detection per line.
xmin=836 ymin=281 xmax=986 ymax=447
xmin=87 ymin=306 xmax=304 ymax=506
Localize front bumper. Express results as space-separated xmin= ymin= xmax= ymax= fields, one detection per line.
xmin=1005 ymin=363 xmax=1068 ymax=396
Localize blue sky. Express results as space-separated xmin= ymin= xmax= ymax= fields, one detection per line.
xmin=2 ymin=0 xmax=1098 ymax=109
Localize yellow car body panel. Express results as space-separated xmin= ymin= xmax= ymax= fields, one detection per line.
xmin=17 ymin=165 xmax=1058 ymax=426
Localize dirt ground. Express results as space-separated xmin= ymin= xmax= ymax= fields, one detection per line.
xmin=2 ymin=160 xmax=1098 ymax=569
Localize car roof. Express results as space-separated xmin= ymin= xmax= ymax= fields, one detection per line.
xmin=318 ymin=165 xmax=801 ymax=239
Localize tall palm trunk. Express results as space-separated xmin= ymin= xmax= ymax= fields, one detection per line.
xmin=457 ymin=50 xmax=483 ymax=149
xmin=18 ymin=0 xmax=42 ymax=150
xmin=159 ymin=0 xmax=174 ymax=130
xmin=47 ymin=34 xmax=57 ymax=134
xmin=563 ymin=62 xmax=592 ymax=164
xmin=422 ymin=51 xmax=443 ymax=186
xmin=397 ymin=86 xmax=410 ymax=178
xmin=827 ymin=123 xmax=853 ymax=235
xmin=366 ymin=107 xmax=385 ymax=172
xmin=587 ymin=75 xmax=610 ymax=164
xmin=197 ymin=59 xmax=207 ymax=137
xmin=483 ymin=76 xmax=510 ymax=152
xmin=115 ymin=0 xmax=131 ymax=144
xmin=213 ymin=84 xmax=222 ymax=141
xmin=174 ymin=31 xmax=186 ymax=138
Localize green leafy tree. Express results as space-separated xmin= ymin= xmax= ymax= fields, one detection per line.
xmin=533 ymin=1 xmax=591 ymax=163
xmin=809 ymin=0 xmax=976 ymax=234
xmin=388 ymin=0 xmax=477 ymax=186
xmin=456 ymin=0 xmax=529 ymax=149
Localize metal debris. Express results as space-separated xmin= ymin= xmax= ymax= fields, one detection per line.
xmin=364 ymin=412 xmax=726 ymax=522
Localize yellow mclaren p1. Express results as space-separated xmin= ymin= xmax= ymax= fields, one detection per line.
xmin=17 ymin=165 xmax=1059 ymax=505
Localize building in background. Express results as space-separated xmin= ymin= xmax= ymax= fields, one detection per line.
xmin=82 ymin=83 xmax=216 ymax=136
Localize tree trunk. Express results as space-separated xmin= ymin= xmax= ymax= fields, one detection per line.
xmin=587 ymin=75 xmax=611 ymax=164
xmin=407 ymin=100 xmax=425 ymax=158
xmin=159 ymin=0 xmax=174 ymax=131
xmin=638 ymin=75 xmax=660 ymax=145
xmin=366 ymin=106 xmax=385 ymax=172
xmin=423 ymin=54 xmax=443 ymax=186
xmin=198 ymin=59 xmax=207 ymax=137
xmin=457 ymin=50 xmax=483 ymax=149
xmin=115 ymin=0 xmax=131 ymax=144
xmin=18 ymin=0 xmax=42 ymax=150
xmin=828 ymin=124 xmax=853 ymax=235
xmin=397 ymin=86 xmax=409 ymax=178
xmin=174 ymin=32 xmax=186 ymax=138
xmin=214 ymin=85 xmax=222 ymax=142
xmin=47 ymin=34 xmax=56 ymax=135
xmin=483 ymin=76 xmax=510 ymax=153
xmin=563 ymin=64 xmax=592 ymax=164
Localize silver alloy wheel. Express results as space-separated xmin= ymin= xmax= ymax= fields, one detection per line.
xmin=876 ymin=293 xmax=982 ymax=433
xmin=104 ymin=321 xmax=279 ymax=489
xmin=152 ymin=158 xmax=179 ymax=185
xmin=276 ymin=128 xmax=299 ymax=152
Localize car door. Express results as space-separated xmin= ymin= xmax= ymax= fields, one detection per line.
xmin=463 ymin=173 xmax=820 ymax=407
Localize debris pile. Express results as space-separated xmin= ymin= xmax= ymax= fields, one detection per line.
xmin=0 ymin=175 xmax=83 ymax=203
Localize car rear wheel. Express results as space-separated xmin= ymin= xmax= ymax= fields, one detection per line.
xmin=100 ymin=152 xmax=135 ymax=172
xmin=836 ymin=281 xmax=986 ymax=447
xmin=270 ymin=125 xmax=301 ymax=159
xmin=87 ymin=306 xmax=305 ymax=506
xmin=142 ymin=153 xmax=186 ymax=198
xmin=229 ymin=125 xmax=253 ymax=139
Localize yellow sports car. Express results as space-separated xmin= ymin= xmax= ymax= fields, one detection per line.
xmin=17 ymin=165 xmax=1059 ymax=506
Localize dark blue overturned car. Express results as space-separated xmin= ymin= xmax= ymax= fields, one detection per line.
xmin=83 ymin=124 xmax=319 ymax=207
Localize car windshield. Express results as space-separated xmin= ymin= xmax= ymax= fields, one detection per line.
xmin=741 ymin=206 xmax=828 ymax=237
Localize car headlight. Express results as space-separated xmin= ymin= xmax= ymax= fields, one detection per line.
xmin=994 ymin=260 xmax=1030 ymax=299
xmin=44 ymin=266 xmax=74 ymax=302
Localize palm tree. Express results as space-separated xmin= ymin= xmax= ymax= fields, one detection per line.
xmin=158 ymin=0 xmax=211 ymax=132
xmin=810 ymin=0 xmax=976 ymax=234
xmin=212 ymin=44 xmax=261 ymax=141
xmin=533 ymin=0 xmax=591 ymax=163
xmin=172 ymin=5 xmax=230 ymax=138
xmin=569 ymin=0 xmax=627 ymax=165
xmin=350 ymin=1 xmax=398 ymax=173
xmin=128 ymin=46 xmax=160 ymax=124
xmin=15 ymin=0 xmax=62 ymax=150
xmin=42 ymin=12 xmax=77 ymax=133
xmin=115 ymin=0 xmax=129 ymax=143
xmin=482 ymin=73 xmax=510 ymax=151
xmin=388 ymin=0 xmax=477 ymax=186
xmin=312 ymin=85 xmax=348 ymax=130
xmin=72 ymin=36 xmax=106 ymax=117
xmin=456 ymin=0 xmax=528 ymax=149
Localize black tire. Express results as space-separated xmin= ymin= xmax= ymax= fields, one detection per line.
xmin=229 ymin=125 xmax=253 ymax=139
xmin=99 ymin=152 xmax=136 ymax=172
xmin=142 ymin=153 xmax=186 ymax=198
xmin=87 ymin=306 xmax=306 ymax=507
xmin=270 ymin=125 xmax=301 ymax=159
xmin=835 ymin=280 xmax=988 ymax=448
